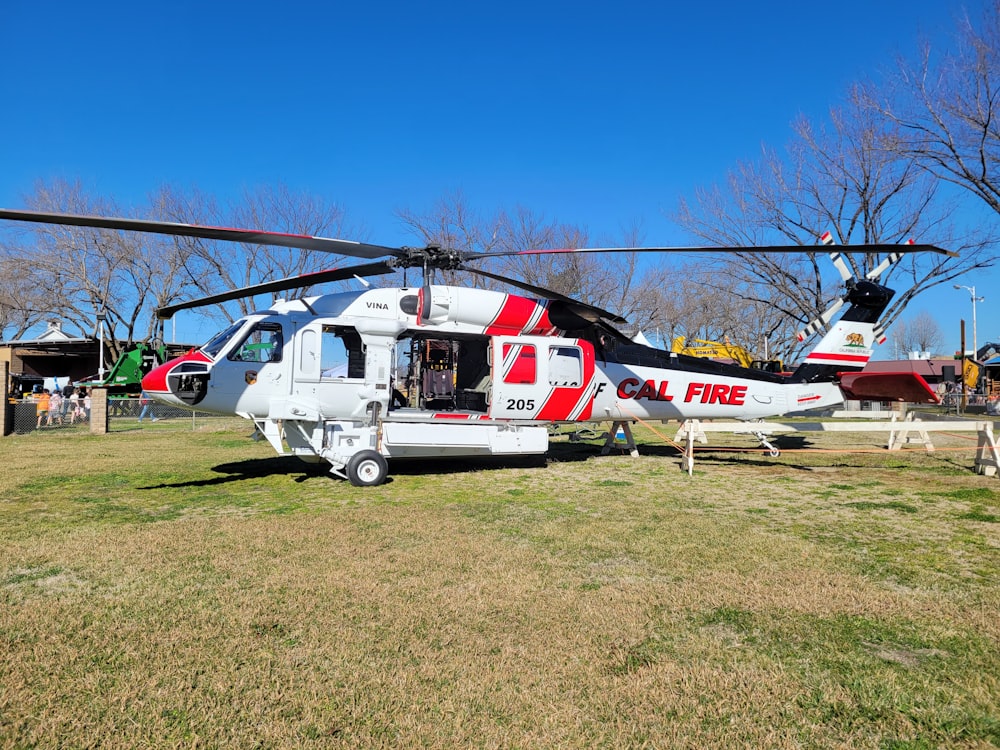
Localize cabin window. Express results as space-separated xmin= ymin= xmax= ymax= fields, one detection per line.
xmin=228 ymin=322 xmax=283 ymax=363
xmin=299 ymin=329 xmax=318 ymax=376
xmin=548 ymin=346 xmax=582 ymax=387
xmin=321 ymin=326 xmax=365 ymax=379
xmin=501 ymin=343 xmax=536 ymax=384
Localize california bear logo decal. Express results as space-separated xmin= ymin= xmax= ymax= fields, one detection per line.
xmin=845 ymin=333 xmax=866 ymax=347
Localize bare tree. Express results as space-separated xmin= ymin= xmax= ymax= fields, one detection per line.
xmin=396 ymin=193 xmax=681 ymax=336
xmin=161 ymin=183 xmax=363 ymax=322
xmin=5 ymin=179 xmax=198 ymax=359
xmin=0 ymin=250 xmax=52 ymax=341
xmin=891 ymin=310 xmax=945 ymax=356
xmin=0 ymin=181 xmax=364 ymax=354
xmin=395 ymin=190 xmax=503 ymax=289
xmin=662 ymin=261 xmax=799 ymax=360
xmin=870 ymin=2 xmax=1000 ymax=216
xmin=674 ymin=84 xmax=991 ymax=362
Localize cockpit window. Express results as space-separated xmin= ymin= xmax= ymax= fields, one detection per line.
xmin=201 ymin=321 xmax=246 ymax=360
xmin=228 ymin=322 xmax=284 ymax=363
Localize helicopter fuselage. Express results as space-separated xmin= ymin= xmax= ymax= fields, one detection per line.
xmin=141 ymin=285 xmax=860 ymax=484
xmin=0 ymin=207 xmax=948 ymax=487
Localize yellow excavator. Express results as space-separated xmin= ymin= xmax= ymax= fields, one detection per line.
xmin=671 ymin=336 xmax=785 ymax=374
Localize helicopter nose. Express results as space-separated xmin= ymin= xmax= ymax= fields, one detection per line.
xmin=142 ymin=360 xmax=185 ymax=406
xmin=141 ymin=350 xmax=212 ymax=407
xmin=141 ymin=361 xmax=170 ymax=395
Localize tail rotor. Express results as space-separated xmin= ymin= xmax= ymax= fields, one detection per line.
xmin=796 ymin=233 xmax=914 ymax=344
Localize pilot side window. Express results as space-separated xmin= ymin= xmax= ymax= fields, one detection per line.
xmin=501 ymin=343 xmax=536 ymax=384
xmin=228 ymin=322 xmax=283 ymax=363
xmin=321 ymin=326 xmax=365 ymax=379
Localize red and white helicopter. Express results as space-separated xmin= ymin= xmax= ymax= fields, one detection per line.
xmin=0 ymin=209 xmax=952 ymax=485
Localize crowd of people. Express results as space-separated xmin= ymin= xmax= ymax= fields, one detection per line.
xmin=24 ymin=385 xmax=164 ymax=428
xmin=936 ymin=378 xmax=1000 ymax=414
xmin=33 ymin=385 xmax=91 ymax=428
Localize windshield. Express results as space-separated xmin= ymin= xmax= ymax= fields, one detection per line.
xmin=201 ymin=320 xmax=248 ymax=360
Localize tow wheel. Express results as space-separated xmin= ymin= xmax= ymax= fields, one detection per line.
xmin=346 ymin=450 xmax=389 ymax=487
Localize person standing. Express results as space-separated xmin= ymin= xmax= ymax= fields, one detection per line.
xmin=35 ymin=389 xmax=51 ymax=428
xmin=47 ymin=389 xmax=63 ymax=426
xmin=61 ymin=382 xmax=74 ymax=420
xmin=69 ymin=389 xmax=82 ymax=424
xmin=137 ymin=390 xmax=158 ymax=422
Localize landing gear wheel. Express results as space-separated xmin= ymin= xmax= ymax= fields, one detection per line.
xmin=752 ymin=430 xmax=780 ymax=458
xmin=346 ymin=450 xmax=389 ymax=487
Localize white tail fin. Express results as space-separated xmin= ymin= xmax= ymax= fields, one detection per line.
xmin=791 ymin=278 xmax=894 ymax=383
xmin=801 ymin=319 xmax=877 ymax=370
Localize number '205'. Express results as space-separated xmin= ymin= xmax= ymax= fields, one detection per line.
xmin=506 ymin=398 xmax=535 ymax=411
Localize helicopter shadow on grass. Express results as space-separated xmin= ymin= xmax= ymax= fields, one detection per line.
xmin=139 ymin=441 xmax=620 ymax=490
xmin=386 ymin=454 xmax=551 ymax=478
xmin=391 ymin=434 xmax=820 ymax=475
xmin=137 ymin=434 xmax=820 ymax=489
xmin=690 ymin=453 xmax=819 ymax=472
xmin=681 ymin=433 xmax=829 ymax=472
xmin=137 ymin=455 xmax=331 ymax=490
xmin=137 ymin=453 xmax=560 ymax=489
xmin=590 ymin=432 xmax=821 ymax=471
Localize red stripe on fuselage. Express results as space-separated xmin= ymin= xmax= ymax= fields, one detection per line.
xmin=536 ymin=385 xmax=594 ymax=421
xmin=535 ymin=343 xmax=596 ymax=421
xmin=485 ymin=295 xmax=555 ymax=335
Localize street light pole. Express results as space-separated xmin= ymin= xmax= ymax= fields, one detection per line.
xmin=96 ymin=312 xmax=107 ymax=382
xmin=954 ymin=284 xmax=985 ymax=359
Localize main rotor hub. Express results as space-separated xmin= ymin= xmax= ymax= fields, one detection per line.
xmin=390 ymin=244 xmax=468 ymax=271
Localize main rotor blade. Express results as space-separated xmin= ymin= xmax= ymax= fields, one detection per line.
xmin=0 ymin=209 xmax=401 ymax=260
xmin=465 ymin=243 xmax=957 ymax=259
xmin=460 ymin=266 xmax=628 ymax=324
xmin=156 ymin=261 xmax=397 ymax=319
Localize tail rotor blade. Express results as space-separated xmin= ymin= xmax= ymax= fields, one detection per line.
xmin=865 ymin=240 xmax=913 ymax=281
xmin=799 ymin=234 xmax=915 ymax=343
xmin=818 ymin=231 xmax=854 ymax=285
xmin=873 ymin=320 xmax=888 ymax=345
xmin=796 ymin=298 xmax=845 ymax=342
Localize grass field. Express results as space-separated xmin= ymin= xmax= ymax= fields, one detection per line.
xmin=1 ymin=418 xmax=997 ymax=748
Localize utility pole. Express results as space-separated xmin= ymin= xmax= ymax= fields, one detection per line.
xmin=960 ymin=320 xmax=967 ymax=414
xmin=96 ymin=312 xmax=107 ymax=382
xmin=954 ymin=284 xmax=984 ymax=359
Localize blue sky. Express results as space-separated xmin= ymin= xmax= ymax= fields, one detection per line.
xmin=1 ymin=0 xmax=996 ymax=354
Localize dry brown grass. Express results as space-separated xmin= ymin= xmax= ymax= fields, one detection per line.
xmin=1 ymin=419 xmax=997 ymax=748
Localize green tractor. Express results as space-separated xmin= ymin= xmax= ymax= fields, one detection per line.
xmin=80 ymin=341 xmax=192 ymax=397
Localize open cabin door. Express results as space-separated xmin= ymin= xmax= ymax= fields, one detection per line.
xmin=291 ymin=323 xmax=370 ymax=420
xmin=489 ymin=336 xmax=596 ymax=421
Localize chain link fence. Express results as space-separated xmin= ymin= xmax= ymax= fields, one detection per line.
xmin=10 ymin=399 xmax=88 ymax=434
xmin=939 ymin=392 xmax=996 ymax=415
xmin=9 ymin=398 xmax=229 ymax=435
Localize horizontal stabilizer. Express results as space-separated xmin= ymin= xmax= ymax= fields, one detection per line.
xmin=838 ymin=372 xmax=940 ymax=404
